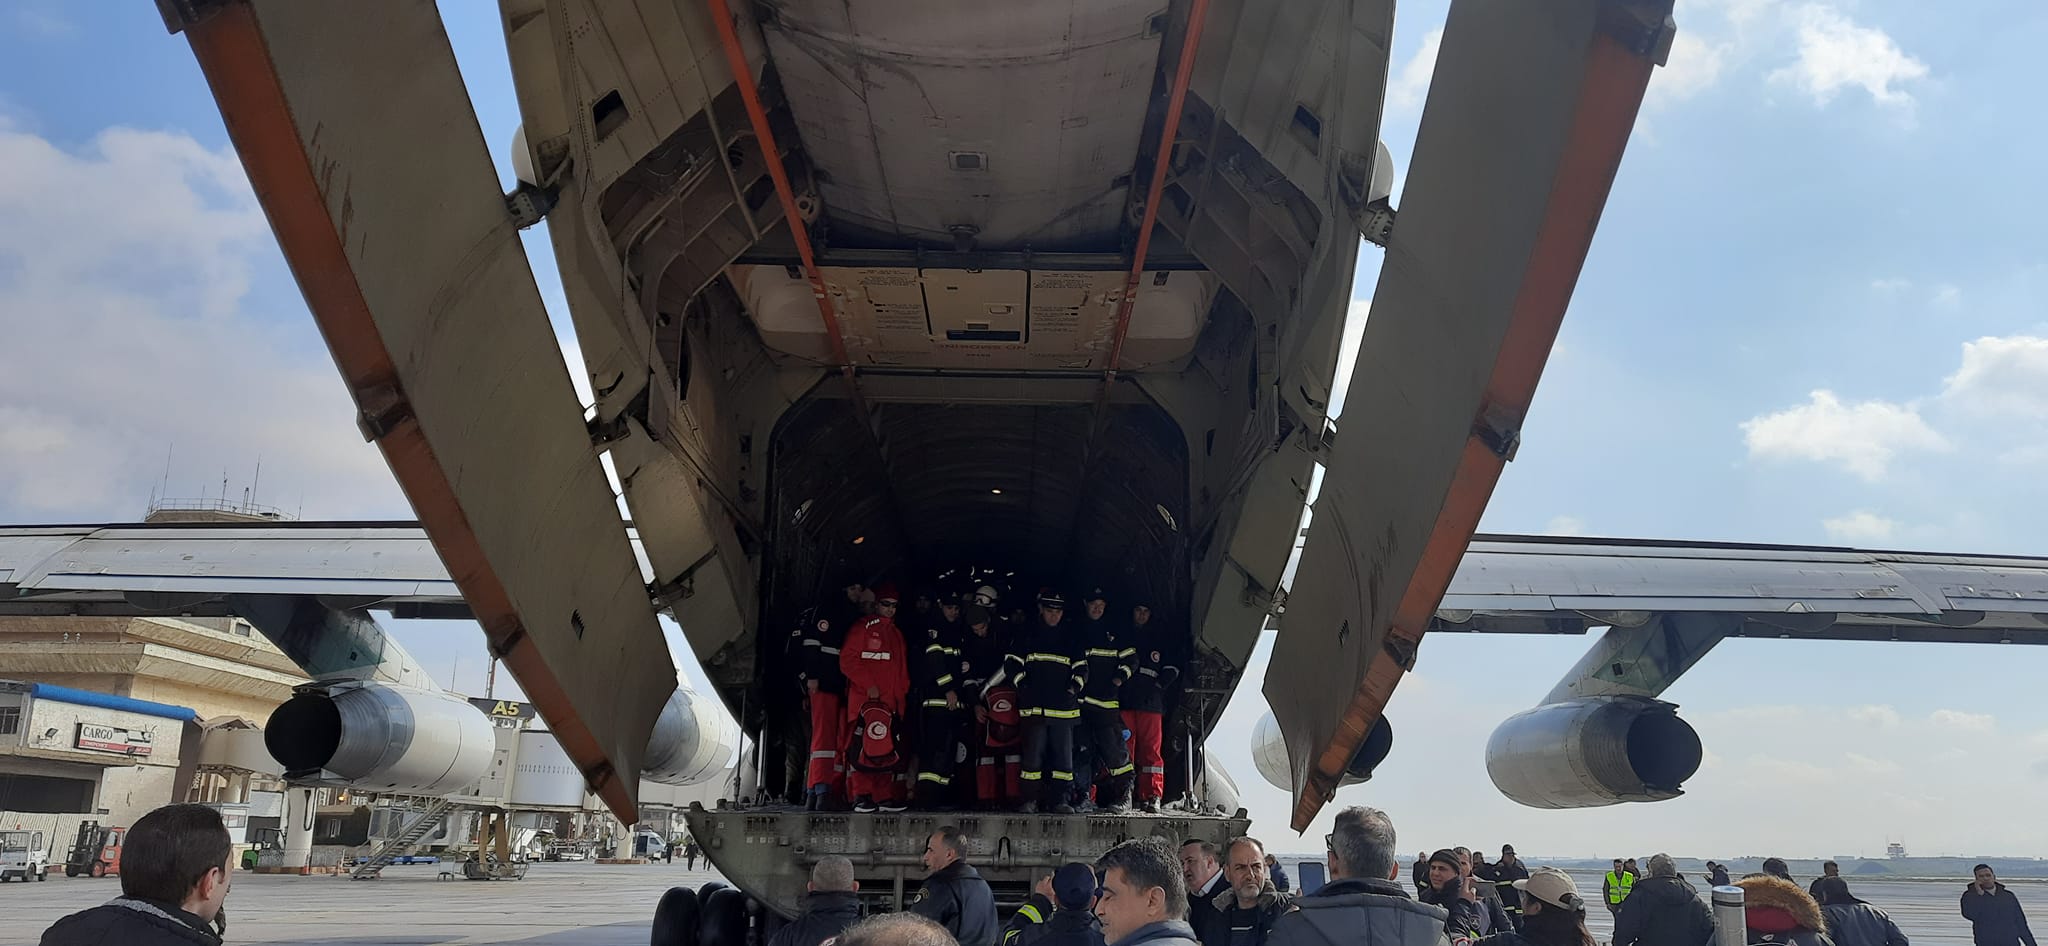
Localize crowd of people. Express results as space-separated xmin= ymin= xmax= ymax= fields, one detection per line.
xmin=28 ymin=798 xmax=2042 ymax=946
xmin=768 ymin=810 xmax=2042 ymax=946
xmin=790 ymin=575 xmax=1181 ymax=814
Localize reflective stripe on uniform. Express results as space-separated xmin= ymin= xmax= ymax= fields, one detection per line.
xmin=1016 ymin=904 xmax=1043 ymax=925
xmin=1004 ymin=755 xmax=1021 ymax=763
xmin=1084 ymin=648 xmax=1121 ymax=658
xmin=1082 ymin=697 xmax=1120 ymax=709
xmin=917 ymin=772 xmax=952 ymax=785
xmin=820 ymin=646 xmax=840 ymax=655
xmin=1138 ymin=766 xmax=1166 ymax=774
xmin=1049 ymin=771 xmax=1073 ymax=781
xmin=935 ymin=674 xmax=954 ymax=686
xmin=1108 ymin=762 xmax=1135 ymax=776
xmin=1026 ymin=653 xmax=1072 ymax=665
xmin=1138 ymin=667 xmax=1158 ymax=677
xmin=923 ymin=698 xmax=951 ymax=708
xmin=811 ymin=750 xmax=839 ymax=760
xmin=1020 ymin=707 xmax=1080 ymax=719
xmin=1021 ymin=771 xmax=1043 ymax=781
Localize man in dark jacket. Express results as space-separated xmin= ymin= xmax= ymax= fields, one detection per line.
xmin=915 ymin=595 xmax=968 ymax=807
xmin=1614 ymin=854 xmax=1713 ymax=946
xmin=1492 ymin=846 xmax=1530 ymax=931
xmin=1074 ymin=589 xmax=1137 ymax=812
xmin=771 ymin=856 xmax=864 ymax=946
xmin=1005 ymin=863 xmax=1107 ymax=946
xmin=910 ymin=826 xmax=999 ymax=946
xmin=1096 ymin=837 xmax=1202 ymax=946
xmin=1268 ymin=854 xmax=1292 ymax=894
xmin=995 ymin=591 xmax=1089 ymax=813
xmin=1214 ymin=837 xmax=1292 ymax=945
xmin=1181 ymin=839 xmax=1229 ymax=943
xmin=1420 ymin=849 xmax=1504 ymax=940
xmin=1963 ymin=865 xmax=2039 ymax=946
xmin=1267 ymin=806 xmax=1454 ymax=946
xmin=1121 ymin=602 xmax=1178 ymax=812
xmin=41 ymin=804 xmax=232 ymax=946
xmin=1708 ymin=863 xmax=1732 ymax=888
xmin=792 ymin=607 xmax=849 ymax=809
xmin=1808 ymin=863 xmax=1841 ymax=904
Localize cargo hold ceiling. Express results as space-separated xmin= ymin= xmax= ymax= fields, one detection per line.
xmin=757 ymin=0 xmax=1166 ymax=249
xmin=767 ymin=395 xmax=1189 ymax=619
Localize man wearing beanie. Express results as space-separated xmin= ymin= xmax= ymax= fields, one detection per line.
xmin=1420 ymin=848 xmax=1498 ymax=939
xmin=1003 ymin=862 xmax=1107 ymax=946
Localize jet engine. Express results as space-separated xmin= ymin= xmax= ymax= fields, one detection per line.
xmin=265 ymin=681 xmax=496 ymax=794
xmin=1250 ymin=711 xmax=1393 ymax=791
xmin=643 ymin=685 xmax=742 ymax=786
xmin=1484 ymin=696 xmax=1702 ymax=809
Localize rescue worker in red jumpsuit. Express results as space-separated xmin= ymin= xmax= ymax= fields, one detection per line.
xmin=839 ymin=584 xmax=911 ymax=813
xmin=1121 ymin=600 xmax=1179 ymax=812
xmin=791 ymin=606 xmax=847 ymax=810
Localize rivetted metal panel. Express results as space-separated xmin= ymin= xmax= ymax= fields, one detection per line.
xmin=760 ymin=0 xmax=1163 ymax=247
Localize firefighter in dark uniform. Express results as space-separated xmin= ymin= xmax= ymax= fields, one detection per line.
xmin=790 ymin=606 xmax=847 ymax=810
xmin=995 ymin=590 xmax=1087 ymax=813
xmin=1073 ymin=589 xmax=1136 ymax=812
xmin=1120 ymin=600 xmax=1178 ymax=812
xmin=960 ymin=605 xmax=1016 ymax=808
xmin=915 ymin=594 xmax=968 ymax=807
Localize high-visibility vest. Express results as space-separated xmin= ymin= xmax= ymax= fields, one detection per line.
xmin=1606 ymin=871 xmax=1634 ymax=904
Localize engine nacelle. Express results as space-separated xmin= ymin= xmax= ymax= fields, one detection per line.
xmin=1485 ymin=696 xmax=1702 ymax=809
xmin=266 ymin=681 xmax=496 ymax=795
xmin=1251 ymin=711 xmax=1393 ymax=792
xmin=643 ymin=685 xmax=742 ymax=786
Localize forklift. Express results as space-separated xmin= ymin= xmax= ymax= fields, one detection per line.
xmin=64 ymin=822 xmax=124 ymax=878
xmin=241 ymin=827 xmax=283 ymax=870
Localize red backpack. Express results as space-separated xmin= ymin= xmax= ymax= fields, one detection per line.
xmin=849 ymin=700 xmax=902 ymax=772
xmin=982 ymin=686 xmax=1021 ymax=748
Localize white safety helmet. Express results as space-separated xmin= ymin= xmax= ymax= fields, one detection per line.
xmin=972 ymin=584 xmax=999 ymax=607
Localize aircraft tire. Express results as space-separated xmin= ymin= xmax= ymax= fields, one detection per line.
xmin=651 ymin=886 xmax=701 ymax=946
xmin=699 ymin=887 xmax=746 ymax=946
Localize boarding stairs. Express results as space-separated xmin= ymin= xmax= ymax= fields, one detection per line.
xmin=350 ymin=797 xmax=456 ymax=879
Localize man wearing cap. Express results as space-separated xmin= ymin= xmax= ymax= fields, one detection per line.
xmin=839 ymin=584 xmax=912 ymax=813
xmin=1492 ymin=846 xmax=1530 ymax=932
xmin=993 ymin=590 xmax=1089 ymax=813
xmin=1421 ymin=849 xmax=1504 ymax=939
xmin=1119 ymin=602 xmax=1176 ymax=812
xmin=1004 ymin=863 xmax=1108 ymax=946
xmin=791 ymin=607 xmax=849 ymax=810
xmin=1473 ymin=868 xmax=1594 ymax=946
xmin=962 ymin=604 xmax=1018 ymax=808
xmin=1075 ymin=589 xmax=1137 ymax=812
xmin=915 ymin=594 xmax=969 ymax=808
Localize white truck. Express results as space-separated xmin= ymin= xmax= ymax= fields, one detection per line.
xmin=0 ymin=830 xmax=48 ymax=883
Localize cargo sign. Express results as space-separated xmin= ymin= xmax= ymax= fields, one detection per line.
xmin=75 ymin=723 xmax=153 ymax=756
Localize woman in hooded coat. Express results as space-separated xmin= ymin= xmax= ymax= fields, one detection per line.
xmin=1736 ymin=875 xmax=1836 ymax=946
xmin=1815 ymin=877 xmax=1908 ymax=946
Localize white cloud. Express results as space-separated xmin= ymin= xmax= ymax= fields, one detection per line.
xmin=1385 ymin=28 xmax=1443 ymax=113
xmin=1769 ymin=5 xmax=1928 ymax=108
xmin=1647 ymin=31 xmax=1729 ymax=108
xmin=1740 ymin=390 xmax=1950 ymax=481
xmin=1844 ymin=751 xmax=1901 ymax=775
xmin=1870 ymin=278 xmax=1911 ymax=293
xmin=1929 ymin=709 xmax=1995 ymax=732
xmin=1932 ymin=284 xmax=1962 ymax=310
xmin=1822 ymin=510 xmax=1896 ymax=543
xmin=1942 ymin=335 xmax=2048 ymax=419
xmin=1847 ymin=704 xmax=1901 ymax=727
xmin=0 ymin=125 xmax=399 ymax=518
xmin=1542 ymin=515 xmax=1588 ymax=536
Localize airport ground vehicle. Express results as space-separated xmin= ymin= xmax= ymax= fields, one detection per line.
xmin=0 ymin=831 xmax=48 ymax=882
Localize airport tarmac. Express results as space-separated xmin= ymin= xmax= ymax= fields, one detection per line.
xmin=0 ymin=861 xmax=717 ymax=945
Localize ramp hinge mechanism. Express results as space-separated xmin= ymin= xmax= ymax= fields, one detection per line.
xmin=1470 ymin=408 xmax=1522 ymax=462
xmin=506 ymin=183 xmax=559 ymax=230
xmin=1358 ymin=198 xmax=1396 ymax=248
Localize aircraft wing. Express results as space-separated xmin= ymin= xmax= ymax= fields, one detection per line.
xmin=1434 ymin=535 xmax=2048 ymax=644
xmin=10 ymin=523 xmax=2045 ymax=646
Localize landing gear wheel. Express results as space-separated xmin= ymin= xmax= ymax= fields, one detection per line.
xmin=699 ymin=887 xmax=747 ymax=946
xmin=651 ymin=886 xmax=701 ymax=946
xmin=696 ymin=880 xmax=729 ymax=902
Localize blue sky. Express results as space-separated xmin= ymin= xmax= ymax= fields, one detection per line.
xmin=3 ymin=1 xmax=2047 ymax=860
